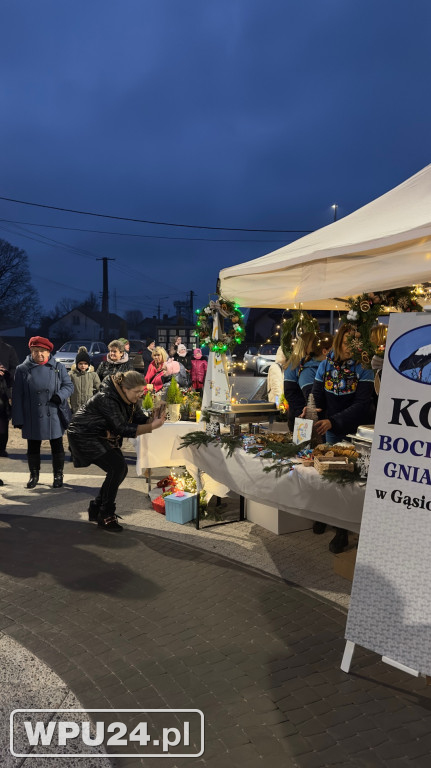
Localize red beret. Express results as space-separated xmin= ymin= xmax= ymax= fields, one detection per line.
xmin=28 ymin=336 xmax=54 ymax=353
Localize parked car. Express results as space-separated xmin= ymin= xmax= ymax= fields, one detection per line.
xmin=128 ymin=339 xmax=147 ymax=372
xmin=52 ymin=341 xmax=108 ymax=371
xmin=243 ymin=344 xmax=278 ymax=375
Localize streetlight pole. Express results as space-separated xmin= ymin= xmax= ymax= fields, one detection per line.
xmin=330 ymin=205 xmax=338 ymax=335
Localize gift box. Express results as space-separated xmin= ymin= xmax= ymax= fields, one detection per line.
xmin=151 ymin=496 xmax=166 ymax=515
xmin=206 ymin=421 xmax=220 ymax=437
xmin=164 ymin=492 xmax=197 ymax=524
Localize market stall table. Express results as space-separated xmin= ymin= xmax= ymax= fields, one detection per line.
xmin=135 ymin=421 xmax=206 ymax=489
xmin=172 ymin=436 xmax=366 ymax=534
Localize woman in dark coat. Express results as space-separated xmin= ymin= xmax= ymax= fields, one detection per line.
xmin=68 ymin=370 xmax=165 ymax=532
xmin=96 ymin=339 xmax=133 ymax=381
xmin=11 ymin=336 xmax=74 ymax=489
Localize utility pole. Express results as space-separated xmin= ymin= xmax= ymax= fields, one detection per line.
xmin=189 ymin=290 xmax=195 ymax=320
xmin=157 ymin=296 xmax=169 ymax=320
xmin=96 ymin=257 xmax=115 ymax=342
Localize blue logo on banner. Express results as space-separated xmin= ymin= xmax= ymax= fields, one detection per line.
xmin=389 ymin=324 xmax=431 ymax=384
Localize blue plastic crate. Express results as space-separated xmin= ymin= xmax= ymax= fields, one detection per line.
xmin=164 ymin=492 xmax=197 ymax=524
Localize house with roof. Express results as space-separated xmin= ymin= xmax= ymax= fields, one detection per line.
xmin=48 ymin=309 xmax=126 ymax=342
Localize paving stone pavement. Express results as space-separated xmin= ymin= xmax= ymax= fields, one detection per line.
xmin=0 ymin=511 xmax=430 ymax=767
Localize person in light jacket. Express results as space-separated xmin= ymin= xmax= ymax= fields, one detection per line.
xmin=12 ymin=336 xmax=74 ymax=489
xmin=267 ymin=346 xmax=288 ymax=404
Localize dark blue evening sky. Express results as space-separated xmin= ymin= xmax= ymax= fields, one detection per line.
xmin=1 ymin=0 xmax=430 ymax=319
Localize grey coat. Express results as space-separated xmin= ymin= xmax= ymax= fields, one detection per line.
xmin=12 ymin=356 xmax=74 ymax=440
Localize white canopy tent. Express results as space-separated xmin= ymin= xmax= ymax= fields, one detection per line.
xmin=219 ymin=165 xmax=431 ymax=310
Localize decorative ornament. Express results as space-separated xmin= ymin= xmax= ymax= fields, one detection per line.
xmin=341 ymin=287 xmax=422 ymax=367
xmin=281 ymin=310 xmax=319 ymax=358
xmin=194 ymin=297 xmax=246 ymax=354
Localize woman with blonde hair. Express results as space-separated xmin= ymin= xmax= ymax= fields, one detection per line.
xmin=144 ymin=346 xmax=169 ymax=393
xmin=68 ymin=369 xmax=165 ymax=531
xmin=284 ymin=332 xmax=333 ymax=430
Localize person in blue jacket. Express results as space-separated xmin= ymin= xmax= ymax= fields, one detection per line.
xmin=284 ymin=332 xmax=333 ymax=429
xmin=312 ymin=323 xmax=375 ymax=552
xmin=12 ymin=336 xmax=74 ymax=489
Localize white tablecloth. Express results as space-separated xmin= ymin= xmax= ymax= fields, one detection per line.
xmin=172 ymin=437 xmax=366 ymax=532
xmin=135 ymin=421 xmax=206 ymax=475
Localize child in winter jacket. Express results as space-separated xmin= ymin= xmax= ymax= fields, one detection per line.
xmin=190 ymin=348 xmax=208 ymax=391
xmin=70 ymin=347 xmax=101 ymax=413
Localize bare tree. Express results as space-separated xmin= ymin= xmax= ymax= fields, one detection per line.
xmin=0 ymin=239 xmax=41 ymax=325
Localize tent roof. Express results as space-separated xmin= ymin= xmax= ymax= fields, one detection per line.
xmin=219 ymin=164 xmax=431 ymax=309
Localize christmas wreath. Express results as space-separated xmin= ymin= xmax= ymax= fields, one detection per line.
xmin=281 ymin=310 xmax=319 ymax=358
xmin=342 ymin=287 xmax=422 ymax=367
xmin=194 ymin=297 xmax=246 ymax=353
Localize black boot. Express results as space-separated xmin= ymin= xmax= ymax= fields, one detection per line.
xmin=329 ymin=528 xmax=349 ymax=554
xmin=26 ymin=456 xmax=40 ymax=489
xmin=88 ymin=499 xmax=101 ymax=522
xmin=52 ymin=454 xmax=64 ymax=488
xmin=97 ymin=504 xmax=123 ymax=532
xmin=312 ymin=521 xmax=327 ymax=534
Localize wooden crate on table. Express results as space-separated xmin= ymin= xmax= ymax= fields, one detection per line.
xmin=314 ymin=455 xmax=354 ymax=474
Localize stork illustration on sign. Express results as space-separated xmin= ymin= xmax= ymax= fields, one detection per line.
xmin=389 ymin=325 xmax=431 ymax=385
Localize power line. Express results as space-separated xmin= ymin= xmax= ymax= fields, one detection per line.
xmin=0 ymin=217 xmax=296 ymax=243
xmin=0 ymin=195 xmax=312 ymax=233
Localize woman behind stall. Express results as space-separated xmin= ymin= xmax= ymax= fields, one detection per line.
xmin=68 ymin=370 xmax=165 ymax=531
xmin=312 ymin=323 xmax=375 ymax=552
xmin=284 ymin=332 xmax=333 ymax=426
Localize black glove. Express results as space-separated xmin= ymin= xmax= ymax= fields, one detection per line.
xmin=50 ymin=394 xmax=61 ymax=405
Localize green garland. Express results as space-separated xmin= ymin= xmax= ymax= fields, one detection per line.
xmin=320 ymin=465 xmax=362 ymax=484
xmin=194 ymin=297 xmax=246 ymax=354
xmin=342 ymin=288 xmax=422 ymax=368
xmin=281 ymin=310 xmax=319 ymax=358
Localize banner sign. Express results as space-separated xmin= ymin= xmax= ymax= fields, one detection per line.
xmin=345 ymin=312 xmax=431 ymax=675
xmin=201 ymin=312 xmax=230 ymax=410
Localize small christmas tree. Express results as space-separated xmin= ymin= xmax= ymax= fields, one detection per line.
xmin=166 ymin=376 xmax=183 ymax=404
xmin=142 ymin=391 xmax=154 ymax=410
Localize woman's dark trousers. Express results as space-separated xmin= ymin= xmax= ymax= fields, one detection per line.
xmin=92 ymin=448 xmax=128 ymax=516
xmin=27 ymin=437 xmax=65 ymax=487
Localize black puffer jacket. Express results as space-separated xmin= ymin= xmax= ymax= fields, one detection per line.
xmin=67 ymin=376 xmax=149 ymax=467
xmin=96 ymin=354 xmax=133 ymax=381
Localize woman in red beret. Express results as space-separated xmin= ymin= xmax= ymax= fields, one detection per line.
xmin=12 ymin=337 xmax=74 ymax=488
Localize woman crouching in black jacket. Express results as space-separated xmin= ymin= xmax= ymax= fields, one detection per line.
xmin=68 ymin=370 xmax=166 ymax=532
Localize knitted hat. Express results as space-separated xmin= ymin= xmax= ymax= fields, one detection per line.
xmin=165 ymin=360 xmax=180 ymax=376
xmin=28 ymin=336 xmax=54 ymax=352
xmin=146 ymin=338 xmax=155 ymax=347
xmin=118 ymin=337 xmax=129 ymax=345
xmin=193 ymin=348 xmax=202 ymax=359
xmin=177 ymin=344 xmax=187 ymax=356
xmin=75 ymin=346 xmax=91 ymax=365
